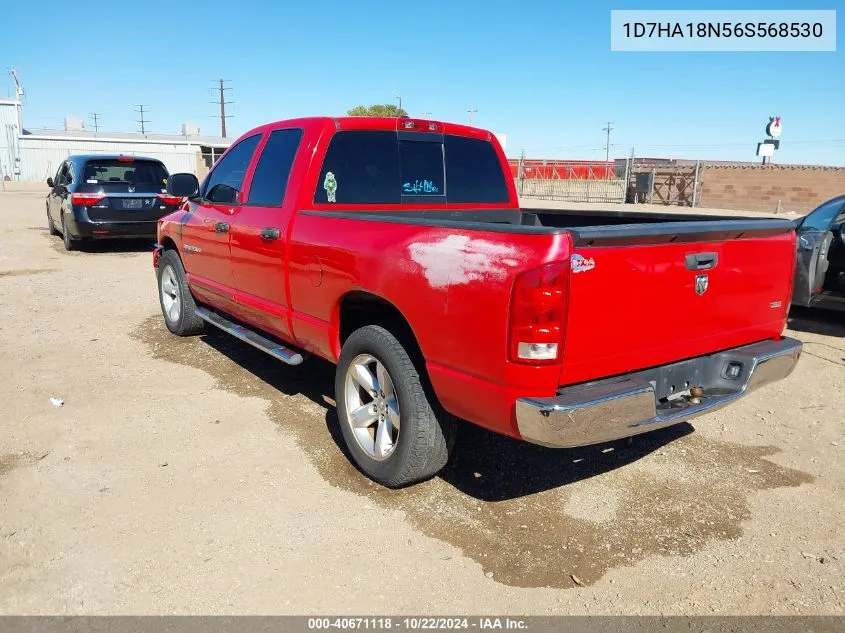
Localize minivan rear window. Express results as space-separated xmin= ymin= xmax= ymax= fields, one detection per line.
xmin=315 ymin=131 xmax=509 ymax=205
xmin=79 ymin=159 xmax=168 ymax=193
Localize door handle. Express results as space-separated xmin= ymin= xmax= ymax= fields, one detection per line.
xmin=685 ymin=252 xmax=718 ymax=270
xmin=215 ymin=222 xmax=230 ymax=233
xmin=260 ymin=227 xmax=280 ymax=241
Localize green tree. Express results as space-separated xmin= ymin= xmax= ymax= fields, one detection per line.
xmin=347 ymin=104 xmax=408 ymax=117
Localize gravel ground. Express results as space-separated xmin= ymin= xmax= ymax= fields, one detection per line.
xmin=0 ymin=191 xmax=842 ymax=614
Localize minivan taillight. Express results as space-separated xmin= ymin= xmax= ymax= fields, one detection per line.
xmin=509 ymin=262 xmax=568 ymax=364
xmin=156 ymin=194 xmax=184 ymax=206
xmin=70 ymin=193 xmax=105 ymax=206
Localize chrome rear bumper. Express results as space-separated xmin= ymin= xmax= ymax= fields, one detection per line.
xmin=515 ymin=337 xmax=802 ymax=448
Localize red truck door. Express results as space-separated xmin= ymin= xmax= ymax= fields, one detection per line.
xmin=181 ymin=134 xmax=261 ymax=313
xmin=230 ymin=128 xmax=304 ymax=340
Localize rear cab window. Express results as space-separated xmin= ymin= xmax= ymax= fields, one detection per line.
xmin=79 ymin=159 xmax=168 ymax=193
xmin=314 ymin=130 xmax=509 ymax=205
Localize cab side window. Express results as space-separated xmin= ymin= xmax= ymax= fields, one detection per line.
xmin=203 ymin=134 xmax=261 ymax=204
xmin=247 ymin=129 xmax=303 ymax=207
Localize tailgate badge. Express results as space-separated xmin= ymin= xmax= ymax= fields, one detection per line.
xmin=695 ymin=274 xmax=709 ymax=296
xmin=571 ymin=254 xmax=596 ymax=274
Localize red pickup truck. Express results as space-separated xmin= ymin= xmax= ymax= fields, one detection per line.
xmin=153 ymin=116 xmax=802 ymax=487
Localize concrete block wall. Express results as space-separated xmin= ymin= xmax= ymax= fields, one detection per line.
xmin=700 ymin=165 xmax=845 ymax=214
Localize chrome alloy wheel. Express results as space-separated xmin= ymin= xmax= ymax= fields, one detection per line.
xmin=160 ymin=264 xmax=181 ymax=323
xmin=343 ymin=354 xmax=401 ymax=460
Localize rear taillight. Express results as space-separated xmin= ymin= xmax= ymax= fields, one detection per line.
xmin=157 ymin=194 xmax=184 ymax=206
xmin=509 ymin=262 xmax=568 ymax=364
xmin=70 ymin=193 xmax=105 ymax=206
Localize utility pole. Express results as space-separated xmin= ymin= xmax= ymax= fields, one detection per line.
xmin=213 ymin=79 xmax=233 ymax=137
xmin=467 ymin=108 xmax=478 ymax=126
xmin=393 ymin=92 xmax=402 ymax=115
xmin=135 ymin=105 xmax=149 ymax=135
xmin=90 ymin=112 xmax=102 ymax=133
xmin=421 ymin=111 xmax=432 ymax=118
xmin=602 ymin=121 xmax=614 ymax=180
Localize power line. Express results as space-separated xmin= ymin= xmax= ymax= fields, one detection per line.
xmin=135 ymin=105 xmax=149 ymax=135
xmin=89 ymin=112 xmax=102 ymax=133
xmin=212 ymin=79 xmax=233 ymax=138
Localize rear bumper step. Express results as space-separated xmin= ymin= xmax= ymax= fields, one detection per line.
xmin=515 ymin=337 xmax=802 ymax=448
xmin=194 ymin=307 xmax=304 ymax=366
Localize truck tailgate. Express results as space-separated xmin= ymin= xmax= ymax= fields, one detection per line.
xmin=560 ymin=222 xmax=796 ymax=386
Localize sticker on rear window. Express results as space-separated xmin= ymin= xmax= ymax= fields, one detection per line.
xmin=323 ymin=172 xmax=337 ymax=203
xmin=571 ymin=253 xmax=596 ymax=273
xmin=402 ymin=179 xmax=440 ymax=195
xmin=87 ymin=179 xmax=98 ymax=184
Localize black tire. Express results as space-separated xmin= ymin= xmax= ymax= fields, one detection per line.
xmin=47 ymin=206 xmax=59 ymax=236
xmin=156 ymin=249 xmax=205 ymax=336
xmin=61 ymin=213 xmax=78 ymax=251
xmin=335 ymin=325 xmax=455 ymax=487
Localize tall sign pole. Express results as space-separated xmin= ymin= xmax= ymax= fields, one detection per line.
xmin=758 ymin=116 xmax=782 ymax=165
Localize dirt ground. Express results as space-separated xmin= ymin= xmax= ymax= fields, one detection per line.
xmin=0 ymin=190 xmax=842 ymax=615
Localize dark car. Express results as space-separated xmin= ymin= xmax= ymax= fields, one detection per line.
xmin=792 ymin=194 xmax=845 ymax=312
xmin=45 ymin=155 xmax=184 ymax=250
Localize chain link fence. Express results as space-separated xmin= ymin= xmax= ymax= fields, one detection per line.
xmin=511 ymin=156 xmax=703 ymax=207
xmin=511 ymin=158 xmax=630 ymax=203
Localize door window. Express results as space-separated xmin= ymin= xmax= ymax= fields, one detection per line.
xmin=246 ymin=129 xmax=303 ymax=207
xmin=56 ymin=163 xmax=70 ymax=186
xmin=202 ymin=134 xmax=261 ymax=204
xmin=798 ymin=197 xmax=845 ymax=232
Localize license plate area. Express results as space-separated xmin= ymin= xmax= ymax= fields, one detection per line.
xmin=652 ymin=358 xmax=704 ymax=400
xmin=122 ymin=198 xmax=144 ymax=209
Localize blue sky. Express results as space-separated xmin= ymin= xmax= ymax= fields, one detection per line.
xmin=2 ymin=0 xmax=842 ymax=164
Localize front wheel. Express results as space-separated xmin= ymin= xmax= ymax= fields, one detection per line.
xmin=156 ymin=249 xmax=204 ymax=336
xmin=335 ymin=325 xmax=455 ymax=487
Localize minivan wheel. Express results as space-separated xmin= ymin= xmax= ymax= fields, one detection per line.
xmin=157 ymin=249 xmax=204 ymax=336
xmin=335 ymin=325 xmax=455 ymax=487
xmin=47 ymin=207 xmax=59 ymax=236
xmin=61 ymin=214 xmax=78 ymax=251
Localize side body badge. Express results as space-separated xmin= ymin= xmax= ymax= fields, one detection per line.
xmin=571 ymin=253 xmax=596 ymax=274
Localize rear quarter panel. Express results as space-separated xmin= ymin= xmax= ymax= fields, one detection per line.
xmin=287 ymin=214 xmax=570 ymax=437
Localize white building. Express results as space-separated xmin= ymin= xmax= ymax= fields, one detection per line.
xmin=0 ymin=99 xmax=231 ymax=182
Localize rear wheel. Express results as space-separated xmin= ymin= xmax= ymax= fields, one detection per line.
xmin=61 ymin=214 xmax=78 ymax=251
xmin=46 ymin=206 xmax=59 ymax=236
xmin=157 ymin=249 xmax=204 ymax=336
xmin=335 ymin=325 xmax=455 ymax=487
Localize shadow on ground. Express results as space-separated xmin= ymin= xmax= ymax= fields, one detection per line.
xmin=132 ymin=315 xmax=813 ymax=588
xmin=35 ymin=227 xmax=156 ymax=256
xmin=789 ymin=306 xmax=845 ymax=338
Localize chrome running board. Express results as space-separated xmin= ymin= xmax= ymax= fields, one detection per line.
xmin=195 ymin=307 xmax=304 ymax=366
